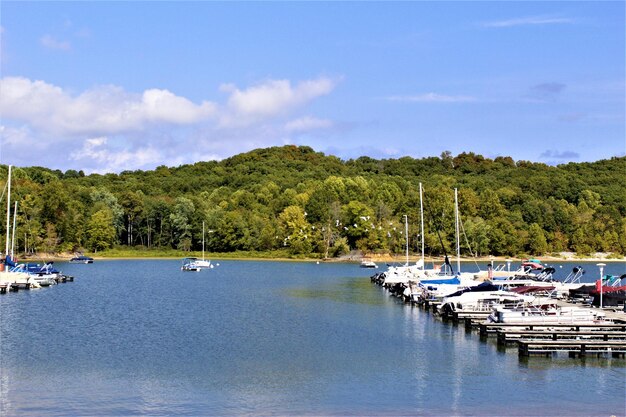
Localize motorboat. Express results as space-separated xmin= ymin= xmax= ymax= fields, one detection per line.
xmin=181 ymin=257 xmax=200 ymax=272
xmin=70 ymin=255 xmax=94 ymax=264
xmin=360 ymin=259 xmax=378 ymax=268
xmin=439 ymin=284 xmax=534 ymax=315
xmin=10 ymin=262 xmax=60 ymax=286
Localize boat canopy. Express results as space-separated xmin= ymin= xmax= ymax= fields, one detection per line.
xmin=420 ymin=276 xmax=461 ymax=285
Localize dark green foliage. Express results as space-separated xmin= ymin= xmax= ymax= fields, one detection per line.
xmin=1 ymin=146 xmax=624 ymax=257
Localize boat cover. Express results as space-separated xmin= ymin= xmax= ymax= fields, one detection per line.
xmin=510 ymin=285 xmax=555 ymax=294
xmin=445 ymin=282 xmax=500 ymax=298
xmin=420 ymin=276 xmax=461 ymax=285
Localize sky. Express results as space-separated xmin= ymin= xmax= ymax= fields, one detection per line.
xmin=0 ymin=1 xmax=624 ymax=174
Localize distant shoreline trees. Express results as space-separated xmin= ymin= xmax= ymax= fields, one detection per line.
xmin=2 ymin=146 xmax=625 ymax=258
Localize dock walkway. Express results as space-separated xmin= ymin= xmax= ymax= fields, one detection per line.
xmin=518 ymin=340 xmax=626 ymax=358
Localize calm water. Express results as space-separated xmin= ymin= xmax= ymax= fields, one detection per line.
xmin=0 ymin=260 xmax=624 ymax=416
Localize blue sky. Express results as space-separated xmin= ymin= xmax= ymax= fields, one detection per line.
xmin=0 ymin=1 xmax=624 ymax=173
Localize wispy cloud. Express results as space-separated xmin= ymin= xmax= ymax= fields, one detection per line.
xmin=532 ymin=82 xmax=566 ymax=95
xmin=284 ymin=116 xmax=334 ymax=133
xmin=40 ymin=34 xmax=71 ymax=51
xmin=386 ymin=93 xmax=477 ymax=103
xmin=558 ymin=112 xmax=586 ymax=123
xmin=527 ymin=82 xmax=566 ymax=102
xmin=540 ymin=149 xmax=580 ymax=160
xmin=481 ymin=16 xmax=575 ymax=28
xmin=69 ymin=137 xmax=163 ymax=174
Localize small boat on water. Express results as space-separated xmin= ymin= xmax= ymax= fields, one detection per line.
xmin=10 ymin=261 xmax=62 ymax=286
xmin=70 ymin=255 xmax=94 ymax=264
xmin=181 ymin=257 xmax=201 ymax=272
xmin=193 ymin=222 xmax=213 ymax=270
xmin=360 ymin=259 xmax=378 ymax=268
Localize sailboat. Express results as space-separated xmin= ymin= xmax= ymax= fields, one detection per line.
xmin=182 ymin=222 xmax=212 ymax=271
xmin=194 ymin=222 xmax=212 ymax=269
xmin=0 ymin=165 xmax=36 ymax=288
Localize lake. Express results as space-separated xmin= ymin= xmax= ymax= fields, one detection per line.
xmin=0 ymin=259 xmax=624 ymax=416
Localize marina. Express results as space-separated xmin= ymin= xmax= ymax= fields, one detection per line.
xmin=1 ymin=259 xmax=625 ymax=416
xmin=371 ymin=258 xmax=626 ymax=363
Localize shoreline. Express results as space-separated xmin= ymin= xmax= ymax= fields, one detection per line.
xmin=15 ymin=252 xmax=626 ymax=264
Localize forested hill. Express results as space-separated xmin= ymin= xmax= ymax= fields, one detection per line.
xmin=2 ymin=146 xmax=625 ymax=258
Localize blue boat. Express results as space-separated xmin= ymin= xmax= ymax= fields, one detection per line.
xmin=181 ymin=257 xmax=200 ymax=272
xmin=70 ymin=255 xmax=94 ymax=264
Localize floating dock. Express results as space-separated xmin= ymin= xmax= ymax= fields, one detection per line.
xmin=373 ymin=276 xmax=626 ymax=360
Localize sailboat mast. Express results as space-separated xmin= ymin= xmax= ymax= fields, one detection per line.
xmin=455 ymin=188 xmax=461 ymax=273
xmin=5 ymin=165 xmax=11 ymax=257
xmin=202 ymin=221 xmax=205 ymax=261
xmin=419 ymin=182 xmax=424 ymax=267
xmin=404 ymin=215 xmax=408 ymax=266
xmin=11 ymin=201 xmax=17 ymax=257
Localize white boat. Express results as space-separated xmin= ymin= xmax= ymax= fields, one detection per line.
xmin=10 ymin=263 xmax=59 ymax=286
xmin=181 ymin=257 xmax=201 ymax=272
xmin=487 ymin=303 xmax=605 ymax=324
xmin=439 ymin=289 xmax=533 ymax=315
xmin=360 ymin=259 xmax=378 ymax=268
xmin=194 ymin=222 xmax=213 ymax=269
xmin=0 ymin=165 xmax=38 ymax=289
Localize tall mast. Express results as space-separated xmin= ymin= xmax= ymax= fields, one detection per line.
xmin=455 ymin=188 xmax=461 ymax=274
xmin=404 ymin=215 xmax=408 ymax=266
xmin=11 ymin=201 xmax=17 ymax=257
xmin=419 ymin=182 xmax=424 ymax=267
xmin=5 ymin=165 xmax=11 ymax=257
xmin=202 ymin=221 xmax=205 ymax=261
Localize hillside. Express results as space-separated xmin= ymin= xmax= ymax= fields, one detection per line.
xmin=2 ymin=146 xmax=625 ymax=258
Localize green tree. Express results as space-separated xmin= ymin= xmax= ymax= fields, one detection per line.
xmin=278 ymin=205 xmax=312 ymax=254
xmin=527 ymin=223 xmax=548 ymax=255
xmin=87 ymin=210 xmax=116 ymax=251
xmin=170 ymin=197 xmax=195 ymax=251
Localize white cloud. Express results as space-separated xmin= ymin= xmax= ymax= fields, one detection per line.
xmin=386 ymin=93 xmax=476 ymax=103
xmin=220 ymin=77 xmax=337 ymax=125
xmin=69 ymin=137 xmax=163 ymax=174
xmin=0 ymin=75 xmax=339 ymax=172
xmin=141 ymin=89 xmax=216 ymax=124
xmin=0 ymin=77 xmax=216 ymax=135
xmin=40 ymin=34 xmax=71 ymax=50
xmin=481 ymin=16 xmax=575 ymax=28
xmin=284 ymin=116 xmax=334 ymax=132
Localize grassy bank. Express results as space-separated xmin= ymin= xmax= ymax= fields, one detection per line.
xmin=17 ymin=247 xmax=626 ymax=264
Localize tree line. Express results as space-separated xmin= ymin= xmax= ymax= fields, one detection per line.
xmin=1 ymin=145 xmax=625 ymax=258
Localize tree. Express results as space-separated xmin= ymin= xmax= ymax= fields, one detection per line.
xmin=170 ymin=197 xmax=195 ymax=250
xmin=341 ymin=200 xmax=375 ymax=249
xmin=87 ymin=210 xmax=116 ymax=251
xmin=527 ymin=223 xmax=548 ymax=255
xmin=278 ymin=205 xmax=312 ymax=254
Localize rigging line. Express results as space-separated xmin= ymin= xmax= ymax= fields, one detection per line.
xmin=458 ymin=212 xmax=481 ymax=271
xmin=423 ymin=199 xmax=452 ymax=273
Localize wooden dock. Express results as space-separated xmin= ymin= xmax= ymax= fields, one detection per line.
xmin=448 ymin=310 xmax=493 ymax=322
xmin=375 ymin=279 xmax=626 ymax=361
xmin=497 ymin=329 xmax=626 ymax=346
xmin=518 ymin=340 xmax=626 ymax=358
xmin=479 ymin=322 xmax=626 ymax=337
